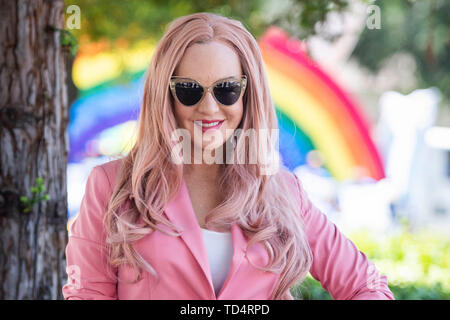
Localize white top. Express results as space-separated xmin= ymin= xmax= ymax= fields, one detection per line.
xmin=200 ymin=228 xmax=233 ymax=296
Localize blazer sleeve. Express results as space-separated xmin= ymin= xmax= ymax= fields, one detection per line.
xmin=62 ymin=166 xmax=118 ymax=300
xmin=293 ymin=173 xmax=395 ymax=300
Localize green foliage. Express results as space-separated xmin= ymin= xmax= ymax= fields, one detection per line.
xmin=64 ymin=0 xmax=352 ymax=44
xmin=349 ymin=226 xmax=450 ymax=291
xmin=291 ymin=224 xmax=450 ymax=300
xmin=291 ymin=276 xmax=332 ymax=300
xmin=267 ymin=0 xmax=350 ymax=40
xmin=389 ymin=282 xmax=449 ymax=300
xmin=351 ymin=0 xmax=450 ymax=104
xmin=47 ymin=25 xmax=79 ymax=56
xmin=291 ymin=274 xmax=450 ymax=300
xmin=63 ymin=0 xmax=449 ymax=102
xmin=20 ymin=177 xmax=51 ymax=213
xmin=61 ymin=29 xmax=79 ymax=56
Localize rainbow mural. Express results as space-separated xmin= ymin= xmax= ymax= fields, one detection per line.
xmin=259 ymin=26 xmax=384 ymax=181
xmin=68 ymin=27 xmax=385 ymax=182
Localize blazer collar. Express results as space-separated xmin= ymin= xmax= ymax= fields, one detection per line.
xmin=163 ymin=174 xmax=247 ymax=298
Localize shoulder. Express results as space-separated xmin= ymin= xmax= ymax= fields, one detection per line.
xmin=93 ymin=158 xmax=125 ymax=188
xmin=277 ymin=166 xmax=295 ymax=179
xmin=83 ymin=158 xmax=125 ymax=206
xmin=276 ymin=166 xmax=301 ymax=193
xmin=70 ymin=158 xmax=126 ymax=239
xmin=274 ymin=167 xmax=312 ymax=219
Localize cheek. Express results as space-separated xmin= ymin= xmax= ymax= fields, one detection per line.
xmin=227 ymin=103 xmax=244 ymax=127
xmin=174 ymin=104 xmax=191 ymax=127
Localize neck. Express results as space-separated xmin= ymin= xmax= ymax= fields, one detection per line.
xmin=183 ymin=143 xmax=226 ymax=181
xmin=183 ymin=162 xmax=223 ymax=182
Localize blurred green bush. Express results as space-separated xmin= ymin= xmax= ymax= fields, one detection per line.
xmin=291 ymin=224 xmax=450 ymax=300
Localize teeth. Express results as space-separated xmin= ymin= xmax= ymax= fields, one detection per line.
xmin=195 ymin=121 xmax=222 ymax=127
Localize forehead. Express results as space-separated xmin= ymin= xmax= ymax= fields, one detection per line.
xmin=174 ymin=41 xmax=242 ymax=85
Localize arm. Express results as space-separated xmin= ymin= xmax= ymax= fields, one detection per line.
xmin=293 ymin=173 xmax=395 ymax=300
xmin=62 ymin=166 xmax=118 ymax=300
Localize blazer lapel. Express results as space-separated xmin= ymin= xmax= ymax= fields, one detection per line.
xmin=163 ymin=174 xmax=247 ymax=298
xmin=216 ymin=222 xmax=247 ymax=299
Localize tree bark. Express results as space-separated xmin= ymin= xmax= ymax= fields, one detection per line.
xmin=0 ymin=0 xmax=68 ymax=299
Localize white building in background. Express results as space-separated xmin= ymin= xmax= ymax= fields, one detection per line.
xmin=375 ymin=88 xmax=450 ymax=232
xmin=296 ymin=88 xmax=450 ymax=235
xmin=421 ymin=126 xmax=450 ymax=232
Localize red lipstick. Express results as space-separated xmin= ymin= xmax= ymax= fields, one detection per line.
xmin=194 ymin=119 xmax=225 ymax=132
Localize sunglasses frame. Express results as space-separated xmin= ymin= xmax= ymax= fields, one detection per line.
xmin=169 ymin=75 xmax=247 ymax=107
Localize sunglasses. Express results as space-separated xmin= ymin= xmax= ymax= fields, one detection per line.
xmin=169 ymin=75 xmax=247 ymax=106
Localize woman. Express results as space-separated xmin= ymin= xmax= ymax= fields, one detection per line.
xmin=62 ymin=12 xmax=394 ymax=300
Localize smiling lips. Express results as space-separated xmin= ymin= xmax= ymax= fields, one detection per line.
xmin=194 ymin=120 xmax=225 ymax=132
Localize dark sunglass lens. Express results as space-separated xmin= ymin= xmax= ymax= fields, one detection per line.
xmin=213 ymin=81 xmax=242 ymax=105
xmin=174 ymin=82 xmax=203 ymax=106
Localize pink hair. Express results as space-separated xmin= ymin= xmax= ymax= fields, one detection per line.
xmin=103 ymin=12 xmax=312 ymax=300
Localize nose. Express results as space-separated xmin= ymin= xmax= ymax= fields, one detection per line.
xmin=196 ymin=90 xmax=220 ymax=114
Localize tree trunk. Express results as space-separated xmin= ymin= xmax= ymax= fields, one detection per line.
xmin=0 ymin=0 xmax=68 ymax=299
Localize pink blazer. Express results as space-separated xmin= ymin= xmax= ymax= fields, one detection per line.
xmin=62 ymin=159 xmax=394 ymax=300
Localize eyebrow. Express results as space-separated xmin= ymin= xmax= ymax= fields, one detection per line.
xmin=171 ymin=75 xmax=240 ymax=85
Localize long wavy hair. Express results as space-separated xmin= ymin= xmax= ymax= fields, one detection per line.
xmin=103 ymin=12 xmax=312 ymax=300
